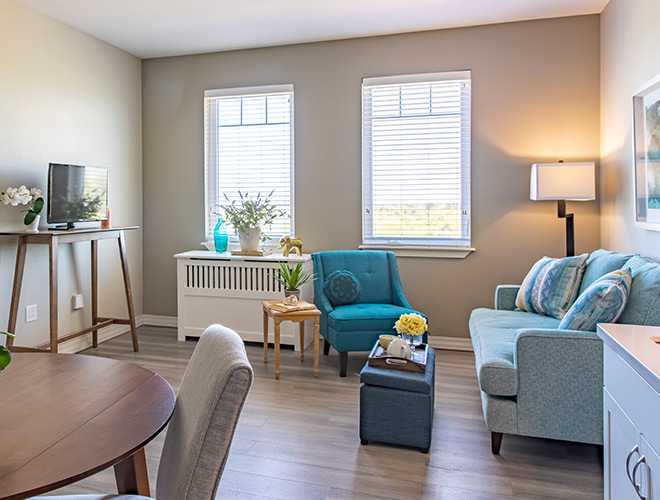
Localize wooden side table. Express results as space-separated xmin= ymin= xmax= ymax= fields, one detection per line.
xmin=262 ymin=301 xmax=321 ymax=380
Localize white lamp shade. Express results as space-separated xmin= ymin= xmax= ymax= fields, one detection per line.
xmin=530 ymin=162 xmax=596 ymax=201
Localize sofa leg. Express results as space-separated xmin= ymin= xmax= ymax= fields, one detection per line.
xmin=491 ymin=432 xmax=503 ymax=455
xmin=339 ymin=352 xmax=348 ymax=377
xmin=324 ymin=340 xmax=330 ymax=355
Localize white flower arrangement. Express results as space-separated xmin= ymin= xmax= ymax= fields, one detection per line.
xmin=1 ymin=185 xmax=44 ymax=225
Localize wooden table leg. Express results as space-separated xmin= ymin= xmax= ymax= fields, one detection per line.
xmin=118 ymin=232 xmax=139 ymax=352
xmin=6 ymin=236 xmax=27 ymax=350
xmin=91 ymin=239 xmax=99 ymax=348
xmin=313 ymin=318 xmax=319 ymax=378
xmin=263 ymin=310 xmax=269 ymax=363
xmin=49 ymin=237 xmax=59 ymax=353
xmin=113 ymin=447 xmax=150 ymax=496
xmin=299 ymin=322 xmax=305 ymax=362
xmin=274 ymin=319 xmax=280 ymax=380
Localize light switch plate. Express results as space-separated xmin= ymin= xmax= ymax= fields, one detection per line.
xmin=25 ymin=304 xmax=37 ymax=323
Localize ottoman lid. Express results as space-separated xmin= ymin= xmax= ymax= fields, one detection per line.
xmin=360 ymin=347 xmax=435 ymax=394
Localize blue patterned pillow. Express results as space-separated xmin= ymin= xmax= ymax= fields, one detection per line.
xmin=324 ymin=270 xmax=361 ymax=306
xmin=515 ymin=254 xmax=588 ymax=319
xmin=559 ymin=269 xmax=632 ymax=331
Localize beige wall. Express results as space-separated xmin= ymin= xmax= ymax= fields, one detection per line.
xmin=600 ymin=0 xmax=660 ymax=260
xmin=0 ymin=0 xmax=143 ymax=348
xmin=142 ymin=15 xmax=601 ymax=338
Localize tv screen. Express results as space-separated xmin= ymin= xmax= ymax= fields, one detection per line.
xmin=47 ymin=163 xmax=108 ymax=228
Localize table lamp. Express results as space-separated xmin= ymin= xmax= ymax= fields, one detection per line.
xmin=530 ymin=161 xmax=595 ymax=257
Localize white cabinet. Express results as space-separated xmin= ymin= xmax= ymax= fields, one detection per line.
xmin=599 ymin=324 xmax=660 ymax=500
xmin=174 ymin=251 xmax=313 ymax=351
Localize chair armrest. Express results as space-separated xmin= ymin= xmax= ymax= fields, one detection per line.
xmin=512 ymin=328 xmax=603 ymax=444
xmin=494 ymin=285 xmax=520 ymax=310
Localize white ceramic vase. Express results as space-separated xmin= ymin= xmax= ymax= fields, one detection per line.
xmin=238 ymin=228 xmax=261 ymax=252
xmin=25 ymin=214 xmax=40 ymax=233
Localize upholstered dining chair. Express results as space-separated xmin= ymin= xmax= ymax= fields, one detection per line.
xmin=312 ymin=250 xmax=427 ymax=376
xmin=37 ymin=323 xmax=254 ymax=500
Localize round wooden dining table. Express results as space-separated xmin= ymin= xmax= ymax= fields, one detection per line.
xmin=0 ymin=352 xmax=175 ymax=500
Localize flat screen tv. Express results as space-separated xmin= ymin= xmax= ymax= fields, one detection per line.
xmin=47 ymin=163 xmax=108 ymax=229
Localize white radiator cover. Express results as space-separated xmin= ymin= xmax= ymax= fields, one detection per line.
xmin=174 ymin=251 xmax=313 ymax=351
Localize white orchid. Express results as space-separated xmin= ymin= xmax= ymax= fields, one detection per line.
xmin=1 ymin=185 xmax=45 ymax=225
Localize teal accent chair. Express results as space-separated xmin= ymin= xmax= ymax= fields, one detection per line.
xmin=312 ymin=250 xmax=426 ymax=376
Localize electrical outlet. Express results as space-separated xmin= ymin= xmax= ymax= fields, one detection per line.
xmin=25 ymin=304 xmax=37 ymax=323
xmin=73 ymin=294 xmax=84 ymax=310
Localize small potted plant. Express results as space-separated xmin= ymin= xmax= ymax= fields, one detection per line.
xmin=0 ymin=332 xmax=16 ymax=372
xmin=274 ymin=262 xmax=313 ymax=299
xmin=218 ymin=191 xmax=284 ymax=252
xmin=0 ymin=186 xmax=44 ymax=233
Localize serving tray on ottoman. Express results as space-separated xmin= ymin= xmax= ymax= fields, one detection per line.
xmin=367 ymin=341 xmax=429 ymax=373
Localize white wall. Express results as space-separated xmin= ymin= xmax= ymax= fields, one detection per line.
xmin=0 ymin=0 xmax=143 ymax=348
xmin=600 ymin=0 xmax=660 ymax=258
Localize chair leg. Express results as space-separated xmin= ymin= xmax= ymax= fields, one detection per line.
xmin=339 ymin=351 xmax=348 ymax=377
xmin=491 ymin=432 xmax=503 ymax=455
xmin=323 ymin=339 xmax=330 ymax=355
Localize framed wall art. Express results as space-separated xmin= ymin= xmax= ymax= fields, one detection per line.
xmin=633 ymin=72 xmax=660 ymax=230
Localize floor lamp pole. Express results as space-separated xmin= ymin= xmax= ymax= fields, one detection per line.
xmin=557 ymin=200 xmax=575 ymax=257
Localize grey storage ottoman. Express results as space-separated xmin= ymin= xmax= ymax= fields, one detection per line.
xmin=359 ymin=347 xmax=435 ymax=453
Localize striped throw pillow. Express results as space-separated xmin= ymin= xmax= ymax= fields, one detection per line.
xmin=559 ymin=268 xmax=632 ymax=331
xmin=515 ymin=254 xmax=588 ymax=319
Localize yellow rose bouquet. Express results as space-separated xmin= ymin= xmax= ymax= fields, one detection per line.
xmin=394 ymin=313 xmax=427 ymax=337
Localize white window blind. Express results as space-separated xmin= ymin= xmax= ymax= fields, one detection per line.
xmin=204 ymin=85 xmax=294 ymax=241
xmin=362 ymin=71 xmax=471 ymax=247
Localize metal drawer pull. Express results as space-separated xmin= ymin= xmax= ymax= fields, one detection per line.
xmin=632 ymin=455 xmax=647 ymax=500
xmin=627 ymin=445 xmax=640 ymax=484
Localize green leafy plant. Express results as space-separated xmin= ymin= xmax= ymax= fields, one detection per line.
xmin=0 ymin=331 xmax=16 ymax=372
xmin=274 ymin=262 xmax=314 ymax=291
xmin=218 ymin=191 xmax=284 ymax=243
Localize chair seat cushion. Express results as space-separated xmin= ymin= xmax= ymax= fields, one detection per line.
xmin=469 ymin=308 xmax=560 ymax=396
xmin=328 ymin=303 xmax=421 ymax=333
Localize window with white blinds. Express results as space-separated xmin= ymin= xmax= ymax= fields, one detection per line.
xmin=204 ymin=85 xmax=294 ymax=241
xmin=362 ymin=71 xmax=471 ymax=248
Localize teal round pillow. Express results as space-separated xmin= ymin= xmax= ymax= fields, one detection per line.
xmin=324 ymin=270 xmax=361 ymax=306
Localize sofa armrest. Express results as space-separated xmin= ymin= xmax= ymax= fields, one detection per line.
xmin=494 ymin=285 xmax=520 ymax=310
xmin=513 ymin=328 xmax=603 ymax=444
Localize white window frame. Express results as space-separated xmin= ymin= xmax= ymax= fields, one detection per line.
xmin=204 ymin=84 xmax=294 ymax=246
xmin=360 ymin=71 xmax=473 ymax=258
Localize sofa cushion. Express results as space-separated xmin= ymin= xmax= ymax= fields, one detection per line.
xmin=618 ymin=260 xmax=660 ymax=326
xmin=328 ymin=303 xmax=420 ymax=333
xmin=469 ymin=308 xmax=560 ymax=396
xmin=560 ymin=269 xmax=632 ymax=331
xmin=324 ymin=270 xmax=361 ymax=306
xmin=515 ymin=254 xmax=588 ymax=319
xmin=579 ymin=249 xmax=633 ymax=295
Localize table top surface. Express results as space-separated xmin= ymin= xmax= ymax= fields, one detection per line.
xmin=0 ymin=352 xmax=175 ymax=500
xmin=0 ymin=226 xmax=138 ymax=237
xmin=262 ymin=300 xmax=321 ymax=317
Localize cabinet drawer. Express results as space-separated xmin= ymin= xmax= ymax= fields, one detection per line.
xmin=605 ymin=346 xmax=660 ymax=445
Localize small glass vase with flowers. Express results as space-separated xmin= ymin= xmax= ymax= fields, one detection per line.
xmin=394 ymin=313 xmax=428 ymax=353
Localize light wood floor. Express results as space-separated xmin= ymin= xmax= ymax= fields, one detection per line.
xmin=47 ymin=326 xmax=603 ymax=499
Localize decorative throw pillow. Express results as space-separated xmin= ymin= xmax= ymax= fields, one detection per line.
xmin=515 ymin=254 xmax=588 ymax=319
xmin=559 ymin=268 xmax=632 ymax=331
xmin=324 ymin=270 xmax=361 ymax=306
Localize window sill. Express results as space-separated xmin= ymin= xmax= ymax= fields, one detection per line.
xmin=358 ymin=245 xmax=475 ymax=259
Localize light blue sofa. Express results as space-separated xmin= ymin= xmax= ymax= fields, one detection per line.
xmin=312 ymin=250 xmax=426 ymax=377
xmin=469 ymin=249 xmax=660 ymax=454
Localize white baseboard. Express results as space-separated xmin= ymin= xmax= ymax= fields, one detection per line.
xmin=428 ymin=335 xmax=473 ymax=352
xmin=141 ymin=314 xmax=177 ymax=328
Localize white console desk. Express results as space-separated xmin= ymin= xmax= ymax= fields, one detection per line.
xmin=174 ymin=251 xmax=313 ymax=351
xmin=599 ymin=323 xmax=660 ymax=500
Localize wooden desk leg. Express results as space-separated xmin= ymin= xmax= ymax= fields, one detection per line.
xmin=314 ymin=318 xmax=319 ymax=378
xmin=113 ymin=447 xmax=150 ymax=496
xmin=299 ymin=322 xmax=305 ymax=362
xmin=6 ymin=236 xmax=27 ymax=350
xmin=91 ymin=240 xmax=99 ymax=348
xmin=263 ymin=310 xmax=269 ymax=363
xmin=118 ymin=232 xmax=139 ymax=352
xmin=274 ymin=319 xmax=281 ymax=380
xmin=49 ymin=238 xmax=59 ymax=353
